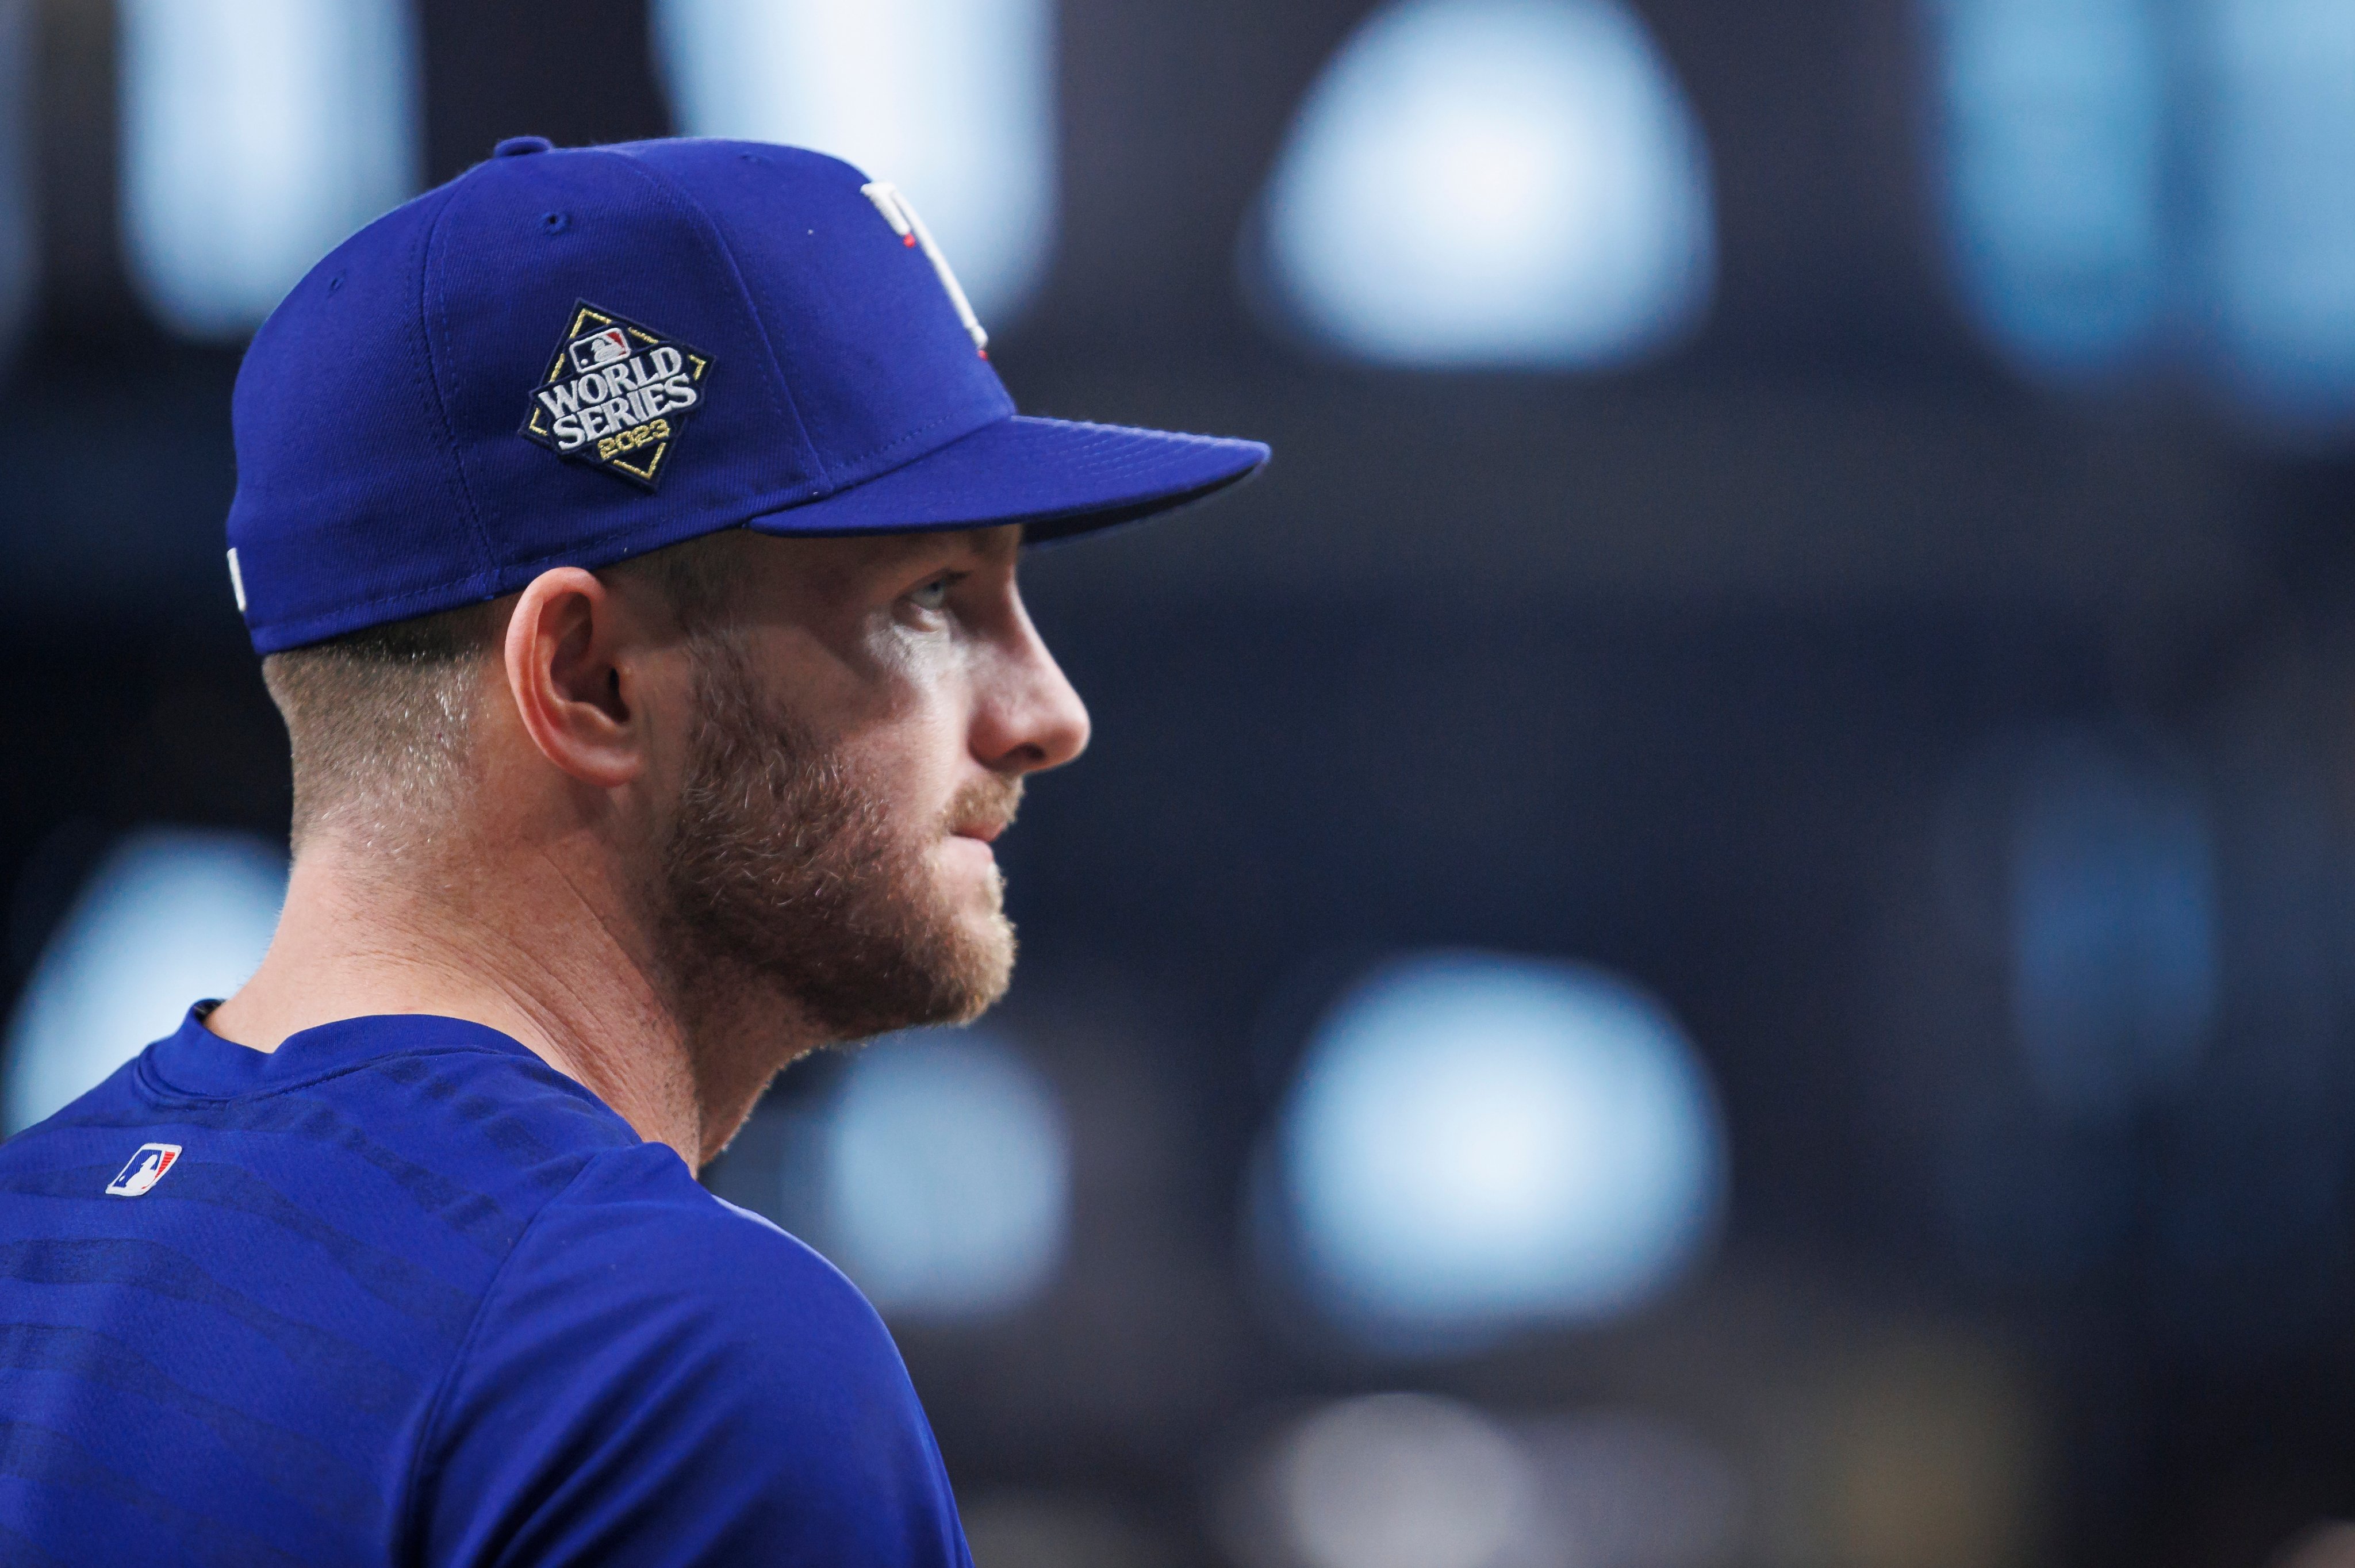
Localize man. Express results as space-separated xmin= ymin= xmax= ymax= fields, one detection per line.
xmin=0 ymin=137 xmax=1265 ymax=1563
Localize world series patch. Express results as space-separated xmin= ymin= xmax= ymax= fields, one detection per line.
xmin=520 ymin=301 xmax=711 ymax=489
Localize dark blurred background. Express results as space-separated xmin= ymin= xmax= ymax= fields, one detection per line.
xmin=4 ymin=1 xmax=2354 ymax=1565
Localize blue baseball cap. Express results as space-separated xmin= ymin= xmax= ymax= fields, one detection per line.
xmin=224 ymin=136 xmax=1269 ymax=654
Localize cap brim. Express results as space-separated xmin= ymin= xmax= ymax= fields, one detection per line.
xmin=743 ymin=415 xmax=1269 ymax=543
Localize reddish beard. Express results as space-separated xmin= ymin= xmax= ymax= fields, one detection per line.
xmin=657 ymin=632 xmax=1021 ymax=1043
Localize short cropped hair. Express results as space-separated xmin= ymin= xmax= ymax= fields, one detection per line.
xmin=262 ymin=533 xmax=744 ymax=852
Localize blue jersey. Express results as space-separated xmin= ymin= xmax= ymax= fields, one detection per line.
xmin=0 ymin=1008 xmax=974 ymax=1566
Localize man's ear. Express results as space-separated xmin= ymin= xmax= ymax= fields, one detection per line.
xmin=503 ymin=566 xmax=647 ymax=789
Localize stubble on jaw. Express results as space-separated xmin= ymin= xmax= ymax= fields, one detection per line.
xmin=654 ymin=629 xmax=1022 ymax=1059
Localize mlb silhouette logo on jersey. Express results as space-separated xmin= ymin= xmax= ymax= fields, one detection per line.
xmin=105 ymin=1143 xmax=181 ymax=1197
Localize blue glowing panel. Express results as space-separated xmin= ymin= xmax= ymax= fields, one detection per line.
xmin=118 ymin=0 xmax=420 ymax=340
xmin=3 ymin=829 xmax=286 ymax=1135
xmin=0 ymin=3 xmax=32 ymax=363
xmin=2008 ymin=737 xmax=2216 ymax=1118
xmin=1271 ymin=953 xmax=1725 ymax=1347
xmin=816 ymin=1028 xmax=1068 ymax=1318
xmin=653 ymin=0 xmax=1056 ymax=324
xmin=2199 ymin=0 xmax=2355 ymax=432
xmin=1255 ymin=0 xmax=1715 ymax=367
xmin=1927 ymin=0 xmax=2168 ymax=377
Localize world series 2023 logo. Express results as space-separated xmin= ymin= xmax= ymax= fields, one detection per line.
xmin=520 ymin=302 xmax=713 ymax=490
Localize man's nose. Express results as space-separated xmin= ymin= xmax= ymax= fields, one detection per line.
xmin=975 ymin=600 xmax=1091 ymax=775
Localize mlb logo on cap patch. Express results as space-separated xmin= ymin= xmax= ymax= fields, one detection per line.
xmin=520 ymin=301 xmax=712 ymax=490
xmin=567 ymin=327 xmax=632 ymax=374
xmin=105 ymin=1143 xmax=182 ymax=1197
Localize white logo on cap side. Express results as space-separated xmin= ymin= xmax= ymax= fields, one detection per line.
xmin=227 ymin=547 xmax=246 ymax=614
xmin=861 ymin=181 xmax=988 ymax=357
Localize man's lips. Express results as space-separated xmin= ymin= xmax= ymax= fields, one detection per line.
xmin=945 ymin=777 xmax=1022 ymax=848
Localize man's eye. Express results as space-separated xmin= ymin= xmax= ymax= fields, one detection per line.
xmin=909 ymin=575 xmax=954 ymax=612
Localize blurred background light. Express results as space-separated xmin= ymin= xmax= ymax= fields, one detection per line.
xmin=1516 ymin=1409 xmax=1746 ymax=1568
xmin=959 ymin=1491 xmax=1169 ymax=1568
xmin=1267 ymin=952 xmax=1726 ymax=1347
xmin=1253 ymin=0 xmax=1715 ymax=367
xmin=1926 ymin=0 xmax=2169 ymax=378
xmin=2 ymin=827 xmax=285 ymax=1135
xmin=1221 ymin=1395 xmax=1747 ymax=1568
xmin=2196 ymin=0 xmax=2355 ymax=433
xmin=1264 ymin=1394 xmax=1536 ymax=1568
xmin=2005 ymin=735 xmax=2216 ymax=1120
xmin=1815 ymin=1333 xmax=2046 ymax=1568
xmin=118 ymin=0 xmax=421 ymax=340
xmin=652 ymin=0 xmax=1056 ymax=325
xmin=2275 ymin=1523 xmax=2355 ymax=1568
xmin=812 ymin=1026 xmax=1069 ymax=1320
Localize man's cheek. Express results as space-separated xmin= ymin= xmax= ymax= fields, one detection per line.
xmin=844 ymin=727 xmax=957 ymax=831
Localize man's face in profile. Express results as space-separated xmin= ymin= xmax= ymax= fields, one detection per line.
xmin=653 ymin=525 xmax=1089 ymax=1042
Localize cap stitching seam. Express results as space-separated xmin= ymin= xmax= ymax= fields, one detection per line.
xmin=827 ymin=403 xmax=997 ymax=477
xmin=598 ymin=149 xmax=828 ymax=488
xmin=415 ymin=187 xmax=500 ymax=587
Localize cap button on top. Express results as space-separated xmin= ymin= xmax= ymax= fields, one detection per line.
xmin=493 ymin=136 xmax=553 ymax=158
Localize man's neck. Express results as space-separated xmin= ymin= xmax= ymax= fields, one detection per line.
xmin=204 ymin=827 xmax=812 ymax=1171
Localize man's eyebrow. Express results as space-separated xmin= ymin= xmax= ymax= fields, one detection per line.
xmin=837 ymin=531 xmax=958 ymax=571
xmin=875 ymin=527 xmax=1014 ymax=572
